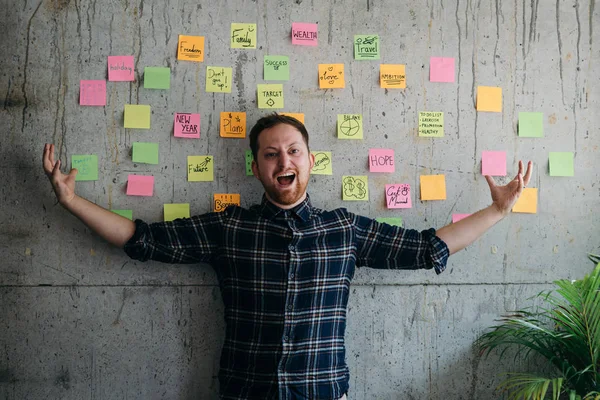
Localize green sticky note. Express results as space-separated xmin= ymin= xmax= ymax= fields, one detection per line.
xmin=72 ymin=155 xmax=98 ymax=181
xmin=342 ymin=176 xmax=369 ymax=201
xmin=418 ymin=112 xmax=444 ymax=137
xmin=124 ymin=104 xmax=151 ymax=129
xmin=518 ymin=112 xmax=544 ymax=137
xmin=375 ymin=217 xmax=403 ymax=227
xmin=164 ymin=203 xmax=190 ymax=222
xmin=337 ymin=114 xmax=363 ymax=139
xmin=144 ymin=67 xmax=171 ymax=89
xmin=206 ymin=66 xmax=232 ymax=93
xmin=257 ymin=84 xmax=284 ymax=108
xmin=549 ymin=152 xmax=574 ymax=176
xmin=264 ymin=55 xmax=290 ymax=81
xmin=354 ymin=34 xmax=380 ymax=60
xmin=112 ymin=209 xmax=133 ymax=220
xmin=245 ymin=150 xmax=254 ymax=176
xmin=132 ymin=142 xmax=159 ymax=165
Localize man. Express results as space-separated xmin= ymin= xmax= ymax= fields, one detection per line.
xmin=43 ymin=114 xmax=532 ymax=400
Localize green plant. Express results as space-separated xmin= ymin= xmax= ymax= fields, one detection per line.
xmin=476 ymin=254 xmax=600 ymax=400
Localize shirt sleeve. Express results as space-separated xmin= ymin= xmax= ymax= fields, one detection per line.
xmin=123 ymin=211 xmax=227 ymax=264
xmin=351 ymin=212 xmax=449 ymax=274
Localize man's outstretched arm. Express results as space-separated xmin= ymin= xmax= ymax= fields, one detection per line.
xmin=43 ymin=143 xmax=136 ymax=248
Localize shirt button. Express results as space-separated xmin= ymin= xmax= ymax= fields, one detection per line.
xmin=288 ymin=245 xmax=295 ymax=251
xmin=289 ymin=273 xmax=295 ymax=279
xmin=287 ymin=304 xmax=292 ymax=311
xmin=283 ymin=336 xmax=289 ymax=342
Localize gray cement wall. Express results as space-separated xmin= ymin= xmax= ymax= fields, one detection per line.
xmin=1 ymin=0 xmax=598 ymax=399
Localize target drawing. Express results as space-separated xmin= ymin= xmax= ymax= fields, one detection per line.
xmin=339 ymin=118 xmax=361 ymax=137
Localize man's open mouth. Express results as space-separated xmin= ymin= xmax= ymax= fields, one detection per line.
xmin=276 ymin=173 xmax=296 ymax=185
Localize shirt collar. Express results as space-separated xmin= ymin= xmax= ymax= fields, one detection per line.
xmin=258 ymin=193 xmax=312 ymax=222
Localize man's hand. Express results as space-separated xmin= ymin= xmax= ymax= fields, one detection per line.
xmin=485 ymin=160 xmax=533 ymax=216
xmin=43 ymin=143 xmax=78 ymax=207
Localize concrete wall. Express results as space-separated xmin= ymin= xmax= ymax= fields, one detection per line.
xmin=1 ymin=0 xmax=598 ymax=398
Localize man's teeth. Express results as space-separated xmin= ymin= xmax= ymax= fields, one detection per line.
xmin=278 ymin=173 xmax=295 ymax=178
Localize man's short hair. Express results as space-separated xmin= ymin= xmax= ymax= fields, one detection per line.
xmin=249 ymin=113 xmax=310 ymax=162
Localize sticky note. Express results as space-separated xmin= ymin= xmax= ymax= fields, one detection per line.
xmin=108 ymin=56 xmax=135 ymax=81
xmin=518 ymin=112 xmax=544 ymax=137
xmin=206 ymin=67 xmax=232 ymax=93
xmin=420 ymin=175 xmax=447 ymax=200
xmin=245 ymin=150 xmax=254 ymax=176
xmin=124 ymin=104 xmax=151 ymax=129
xmin=292 ymin=22 xmax=318 ymax=46
xmin=79 ymin=80 xmax=106 ymax=106
xmin=477 ymin=86 xmax=502 ymax=112
xmin=280 ymin=113 xmax=305 ymax=124
xmin=112 ymin=209 xmax=133 ymax=220
xmin=369 ymin=149 xmax=395 ymax=173
xmin=342 ymin=176 xmax=369 ymax=201
xmin=512 ymin=188 xmax=538 ymax=214
xmin=188 ymin=156 xmax=214 ymax=182
xmin=164 ymin=203 xmax=190 ymax=222
xmin=418 ymin=112 xmax=444 ymax=137
xmin=311 ymin=151 xmax=333 ymax=175
xmin=220 ymin=112 xmax=246 ymax=138
xmin=337 ymin=114 xmax=363 ymax=139
xmin=174 ymin=113 xmax=200 ymax=138
xmin=126 ymin=175 xmax=154 ymax=196
xmin=132 ymin=142 xmax=159 ymax=165
xmin=375 ymin=217 xmax=403 ymax=227
xmin=231 ymin=23 xmax=257 ymax=49
xmin=380 ymin=64 xmax=406 ymax=88
xmin=430 ymin=57 xmax=455 ymax=83
xmin=72 ymin=155 xmax=98 ymax=181
xmin=482 ymin=151 xmax=507 ymax=176
xmin=264 ymin=55 xmax=289 ymax=81
xmin=385 ymin=184 xmax=412 ymax=209
xmin=144 ymin=67 xmax=170 ymax=89
xmin=549 ymin=152 xmax=574 ymax=176
xmin=214 ymin=194 xmax=241 ymax=212
xmin=354 ymin=35 xmax=380 ymax=60
xmin=257 ymin=84 xmax=284 ymax=109
xmin=318 ymin=64 xmax=345 ymax=89
xmin=177 ymin=35 xmax=204 ymax=62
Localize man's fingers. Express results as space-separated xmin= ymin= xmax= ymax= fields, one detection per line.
xmin=523 ymin=161 xmax=533 ymax=186
xmin=51 ymin=159 xmax=61 ymax=179
xmin=484 ymin=175 xmax=496 ymax=190
xmin=67 ymin=168 xmax=78 ymax=183
xmin=517 ymin=173 xmax=524 ymax=195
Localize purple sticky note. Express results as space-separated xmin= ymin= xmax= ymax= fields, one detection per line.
xmin=482 ymin=151 xmax=507 ymax=176
xmin=452 ymin=213 xmax=471 ymax=223
xmin=430 ymin=57 xmax=455 ymax=83
xmin=292 ymin=23 xmax=318 ymax=46
xmin=385 ymin=184 xmax=412 ymax=209
xmin=126 ymin=175 xmax=154 ymax=196
xmin=369 ymin=149 xmax=395 ymax=173
xmin=174 ymin=113 xmax=201 ymax=138
xmin=108 ymin=56 xmax=135 ymax=81
xmin=79 ymin=80 xmax=106 ymax=106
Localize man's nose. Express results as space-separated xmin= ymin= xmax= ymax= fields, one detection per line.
xmin=278 ymin=152 xmax=291 ymax=168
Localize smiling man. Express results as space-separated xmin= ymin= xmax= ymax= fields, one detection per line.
xmin=43 ymin=113 xmax=532 ymax=400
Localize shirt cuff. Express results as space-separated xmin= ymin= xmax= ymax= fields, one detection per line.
xmin=423 ymin=228 xmax=450 ymax=275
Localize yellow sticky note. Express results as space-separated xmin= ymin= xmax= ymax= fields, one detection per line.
xmin=188 ymin=155 xmax=214 ymax=181
xmin=420 ymin=175 xmax=447 ymax=200
xmin=231 ymin=23 xmax=257 ymax=49
xmin=311 ymin=151 xmax=333 ymax=175
xmin=164 ymin=203 xmax=190 ymax=222
xmin=124 ymin=104 xmax=151 ymax=129
xmin=206 ymin=67 xmax=232 ymax=93
xmin=477 ymin=86 xmax=502 ymax=112
xmin=380 ymin=64 xmax=406 ymax=88
xmin=213 ymin=194 xmax=241 ymax=212
xmin=280 ymin=113 xmax=305 ymax=125
xmin=512 ymin=188 xmax=538 ymax=214
xmin=177 ymin=35 xmax=204 ymax=62
xmin=257 ymin=84 xmax=284 ymax=108
xmin=342 ymin=176 xmax=369 ymax=201
xmin=337 ymin=114 xmax=363 ymax=139
xmin=220 ymin=112 xmax=246 ymax=138
xmin=318 ymin=64 xmax=345 ymax=89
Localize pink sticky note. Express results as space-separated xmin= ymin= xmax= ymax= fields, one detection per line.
xmin=369 ymin=149 xmax=395 ymax=173
xmin=385 ymin=184 xmax=412 ymax=209
xmin=79 ymin=80 xmax=106 ymax=106
xmin=482 ymin=151 xmax=507 ymax=176
xmin=174 ymin=113 xmax=201 ymax=138
xmin=108 ymin=56 xmax=135 ymax=81
xmin=452 ymin=213 xmax=471 ymax=223
xmin=292 ymin=23 xmax=318 ymax=46
xmin=430 ymin=57 xmax=455 ymax=83
xmin=126 ymin=175 xmax=154 ymax=196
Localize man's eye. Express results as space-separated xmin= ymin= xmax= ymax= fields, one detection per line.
xmin=290 ymin=149 xmax=299 ymax=154
xmin=265 ymin=153 xmax=277 ymax=158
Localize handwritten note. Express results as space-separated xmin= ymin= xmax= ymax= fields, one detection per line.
xmin=257 ymin=84 xmax=284 ymax=109
xmin=482 ymin=151 xmax=507 ymax=176
xmin=72 ymin=155 xmax=98 ymax=181
xmin=342 ymin=176 xmax=369 ymax=201
xmin=280 ymin=113 xmax=305 ymax=124
xmin=213 ymin=194 xmax=241 ymax=212
xmin=132 ymin=142 xmax=159 ymax=165
xmin=512 ymin=188 xmax=538 ymax=213
xmin=292 ymin=22 xmax=318 ymax=46
xmin=111 ymin=209 xmax=133 ymax=220
xmin=518 ymin=112 xmax=544 ymax=137
xmin=124 ymin=104 xmax=151 ymax=129
xmin=127 ymin=175 xmax=154 ymax=196
xmin=264 ymin=55 xmax=289 ymax=81
xmin=144 ymin=67 xmax=170 ymax=89
xmin=375 ymin=217 xmax=403 ymax=227
xmin=174 ymin=113 xmax=200 ymax=138
xmin=354 ymin=35 xmax=380 ymax=60
xmin=318 ymin=64 xmax=345 ymax=89
xmin=206 ymin=67 xmax=232 ymax=93
xmin=380 ymin=64 xmax=406 ymax=88
xmin=164 ymin=203 xmax=190 ymax=222
xmin=231 ymin=23 xmax=257 ymax=49
xmin=311 ymin=151 xmax=333 ymax=175
xmin=108 ymin=56 xmax=134 ymax=81
xmin=369 ymin=149 xmax=394 ymax=173
xmin=430 ymin=57 xmax=455 ymax=82
xmin=188 ymin=156 xmax=214 ymax=181
xmin=220 ymin=112 xmax=246 ymax=138
xmin=337 ymin=114 xmax=363 ymax=139
xmin=385 ymin=184 xmax=412 ymax=209
xmin=177 ymin=35 xmax=204 ymax=62
xmin=549 ymin=152 xmax=575 ymax=176
xmin=452 ymin=214 xmax=471 ymax=223
xmin=79 ymin=80 xmax=106 ymax=106
xmin=420 ymin=175 xmax=447 ymax=200
xmin=477 ymin=86 xmax=502 ymax=112
xmin=418 ymin=112 xmax=444 ymax=137
xmin=245 ymin=150 xmax=254 ymax=176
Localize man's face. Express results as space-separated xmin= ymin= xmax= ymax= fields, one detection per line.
xmin=251 ymin=123 xmax=315 ymax=209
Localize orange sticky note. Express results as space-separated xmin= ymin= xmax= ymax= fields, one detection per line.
xmin=512 ymin=188 xmax=538 ymax=214
xmin=177 ymin=35 xmax=205 ymax=62
xmin=213 ymin=194 xmax=241 ymax=212
xmin=477 ymin=86 xmax=502 ymax=112
xmin=318 ymin=64 xmax=345 ymax=89
xmin=280 ymin=113 xmax=305 ymax=125
xmin=380 ymin=64 xmax=406 ymax=88
xmin=420 ymin=175 xmax=447 ymax=200
xmin=220 ymin=112 xmax=246 ymax=138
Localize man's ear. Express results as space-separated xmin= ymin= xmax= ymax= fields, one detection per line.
xmin=251 ymin=159 xmax=260 ymax=179
xmin=308 ymin=151 xmax=315 ymax=171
